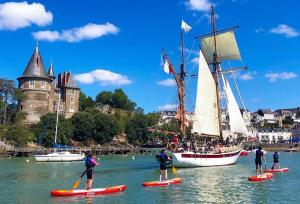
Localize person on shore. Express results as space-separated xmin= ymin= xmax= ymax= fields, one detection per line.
xmin=255 ymin=146 xmax=266 ymax=176
xmin=85 ymin=154 xmax=99 ymax=190
xmin=271 ymin=152 xmax=280 ymax=170
xmin=158 ymin=149 xmax=171 ymax=181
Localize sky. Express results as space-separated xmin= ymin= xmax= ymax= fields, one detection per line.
xmin=0 ymin=0 xmax=300 ymax=113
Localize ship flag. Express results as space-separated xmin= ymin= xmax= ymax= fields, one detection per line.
xmin=181 ymin=20 xmax=192 ymax=33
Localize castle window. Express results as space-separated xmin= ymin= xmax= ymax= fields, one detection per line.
xmin=70 ymin=97 xmax=75 ymax=104
xmin=69 ymin=105 xmax=75 ymax=113
xmin=41 ymin=80 xmax=46 ymax=89
xmin=29 ymin=80 xmax=35 ymax=87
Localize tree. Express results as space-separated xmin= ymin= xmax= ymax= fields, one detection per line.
xmin=0 ymin=78 xmax=18 ymax=124
xmin=5 ymin=125 xmax=34 ymax=147
xmin=93 ymin=112 xmax=119 ymax=144
xmin=79 ymin=91 xmax=95 ymax=111
xmin=71 ymin=112 xmax=95 ymax=144
xmin=125 ymin=112 xmax=159 ymax=145
xmin=35 ymin=113 xmax=73 ymax=147
xmin=96 ymin=91 xmax=113 ymax=105
xmin=95 ymin=89 xmax=136 ymax=111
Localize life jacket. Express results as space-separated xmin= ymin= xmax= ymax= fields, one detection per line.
xmin=85 ymin=157 xmax=95 ymax=169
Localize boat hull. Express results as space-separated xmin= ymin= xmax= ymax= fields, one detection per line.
xmin=51 ymin=185 xmax=126 ymax=197
xmin=34 ymin=152 xmax=85 ymax=162
xmin=143 ymin=178 xmax=182 ymax=187
xmin=171 ymin=148 xmax=242 ymax=167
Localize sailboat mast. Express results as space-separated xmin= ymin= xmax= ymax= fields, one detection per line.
xmin=211 ymin=6 xmax=223 ymax=139
xmin=179 ymin=31 xmax=186 ymax=136
xmin=54 ymin=92 xmax=61 ymax=145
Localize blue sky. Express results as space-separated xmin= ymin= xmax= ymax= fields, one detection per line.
xmin=0 ymin=0 xmax=300 ymax=113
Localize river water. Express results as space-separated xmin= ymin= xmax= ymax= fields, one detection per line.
xmin=0 ymin=152 xmax=299 ymax=204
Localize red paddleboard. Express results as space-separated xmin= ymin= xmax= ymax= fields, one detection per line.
xmin=143 ymin=178 xmax=182 ymax=187
xmin=265 ymin=168 xmax=288 ymax=173
xmin=248 ymin=173 xmax=273 ymax=182
xmin=50 ymin=185 xmax=126 ymax=197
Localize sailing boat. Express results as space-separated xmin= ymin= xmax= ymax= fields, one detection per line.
xmin=162 ymin=6 xmax=250 ymax=167
xmin=34 ymin=93 xmax=85 ymax=162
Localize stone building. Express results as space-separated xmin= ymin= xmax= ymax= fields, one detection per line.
xmin=17 ymin=46 xmax=80 ymax=124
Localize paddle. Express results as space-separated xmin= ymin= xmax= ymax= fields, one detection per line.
xmin=170 ymin=160 xmax=177 ymax=175
xmin=72 ymin=170 xmax=86 ymax=189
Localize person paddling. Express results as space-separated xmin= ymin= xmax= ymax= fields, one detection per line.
xmin=159 ymin=149 xmax=171 ymax=181
xmin=271 ymin=152 xmax=280 ymax=170
xmin=85 ymin=154 xmax=99 ymax=190
xmin=255 ymin=146 xmax=266 ymax=176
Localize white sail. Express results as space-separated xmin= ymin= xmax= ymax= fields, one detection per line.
xmin=193 ymin=50 xmax=220 ymax=136
xmin=221 ymin=73 xmax=249 ymax=136
xmin=201 ymin=31 xmax=241 ymax=64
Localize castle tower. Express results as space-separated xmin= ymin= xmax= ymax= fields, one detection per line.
xmin=47 ymin=62 xmax=57 ymax=112
xmin=17 ymin=46 xmax=53 ymax=124
xmin=57 ymin=71 xmax=80 ymax=118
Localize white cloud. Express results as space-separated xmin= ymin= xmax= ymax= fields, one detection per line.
xmin=158 ymin=104 xmax=178 ymax=111
xmin=74 ymin=69 xmax=132 ymax=86
xmin=0 ymin=1 xmax=53 ymax=30
xmin=255 ymin=28 xmax=265 ymax=33
xmin=270 ymin=24 xmax=299 ymax=38
xmin=265 ymin=72 xmax=297 ymax=82
xmin=191 ymin=57 xmax=199 ymax=64
xmin=238 ymin=71 xmax=256 ymax=81
xmin=185 ymin=0 xmax=211 ymax=12
xmin=33 ymin=23 xmax=119 ymax=42
xmin=157 ymin=79 xmax=176 ymax=87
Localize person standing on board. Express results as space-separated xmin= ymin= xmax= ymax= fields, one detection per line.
xmin=159 ymin=149 xmax=171 ymax=181
xmin=85 ymin=154 xmax=99 ymax=190
xmin=271 ymin=152 xmax=280 ymax=170
xmin=255 ymin=146 xmax=266 ymax=176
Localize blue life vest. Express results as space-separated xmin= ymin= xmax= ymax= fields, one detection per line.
xmin=85 ymin=157 xmax=94 ymax=169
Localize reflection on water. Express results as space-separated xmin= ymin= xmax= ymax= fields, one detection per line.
xmin=0 ymin=153 xmax=300 ymax=204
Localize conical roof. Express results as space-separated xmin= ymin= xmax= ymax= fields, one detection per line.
xmin=48 ymin=63 xmax=55 ymax=78
xmin=66 ymin=72 xmax=79 ymax=88
xmin=18 ymin=46 xmax=50 ymax=80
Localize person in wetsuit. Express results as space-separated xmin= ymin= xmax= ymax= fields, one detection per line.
xmin=159 ymin=149 xmax=171 ymax=181
xmin=271 ymin=152 xmax=280 ymax=170
xmin=255 ymin=146 xmax=266 ymax=176
xmin=85 ymin=154 xmax=99 ymax=190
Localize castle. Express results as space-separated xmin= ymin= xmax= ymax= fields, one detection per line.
xmin=17 ymin=46 xmax=80 ymax=124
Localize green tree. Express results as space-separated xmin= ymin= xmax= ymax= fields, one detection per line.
xmin=95 ymin=89 xmax=136 ymax=111
xmin=93 ymin=112 xmax=119 ymax=144
xmin=71 ymin=112 xmax=95 ymax=144
xmin=96 ymin=91 xmax=113 ymax=105
xmin=5 ymin=125 xmax=34 ymax=147
xmin=0 ymin=78 xmax=18 ymax=124
xmin=35 ymin=113 xmax=73 ymax=147
xmin=125 ymin=112 xmax=159 ymax=145
xmin=79 ymin=91 xmax=95 ymax=111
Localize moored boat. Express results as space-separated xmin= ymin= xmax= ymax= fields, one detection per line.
xmin=34 ymin=151 xmax=85 ymax=162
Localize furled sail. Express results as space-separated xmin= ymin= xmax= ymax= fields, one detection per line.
xmin=221 ymin=73 xmax=249 ymax=136
xmin=193 ymin=50 xmax=220 ymax=136
xmin=201 ymin=31 xmax=241 ymax=64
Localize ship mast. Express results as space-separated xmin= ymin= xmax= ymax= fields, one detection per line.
xmin=179 ymin=30 xmax=186 ymax=136
xmin=211 ymin=5 xmax=223 ymax=140
xmin=161 ymin=29 xmax=187 ymax=136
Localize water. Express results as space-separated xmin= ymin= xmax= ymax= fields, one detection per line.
xmin=0 ymin=152 xmax=299 ymax=204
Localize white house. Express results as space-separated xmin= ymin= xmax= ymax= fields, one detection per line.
xmin=257 ymin=128 xmax=292 ymax=143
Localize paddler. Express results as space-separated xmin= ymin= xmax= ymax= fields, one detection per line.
xmin=271 ymin=152 xmax=280 ymax=170
xmin=85 ymin=153 xmax=99 ymax=190
xmin=158 ymin=149 xmax=171 ymax=181
xmin=255 ymin=146 xmax=266 ymax=176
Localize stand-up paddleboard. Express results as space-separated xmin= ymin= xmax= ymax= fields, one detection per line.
xmin=265 ymin=168 xmax=288 ymax=173
xmin=143 ymin=178 xmax=182 ymax=187
xmin=51 ymin=185 xmax=126 ymax=197
xmin=248 ymin=173 xmax=273 ymax=182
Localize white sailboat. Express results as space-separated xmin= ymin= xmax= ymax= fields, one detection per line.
xmin=34 ymin=93 xmax=85 ymax=162
xmin=162 ymin=6 xmax=250 ymax=167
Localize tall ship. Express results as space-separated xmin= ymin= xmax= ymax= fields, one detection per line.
xmin=161 ymin=6 xmax=251 ymax=167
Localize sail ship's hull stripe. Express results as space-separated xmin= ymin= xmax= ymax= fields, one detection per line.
xmin=181 ymin=151 xmax=240 ymax=159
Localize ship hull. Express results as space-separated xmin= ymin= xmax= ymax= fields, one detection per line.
xmin=171 ymin=148 xmax=242 ymax=167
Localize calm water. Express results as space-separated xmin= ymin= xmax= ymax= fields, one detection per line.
xmin=0 ymin=152 xmax=299 ymax=204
